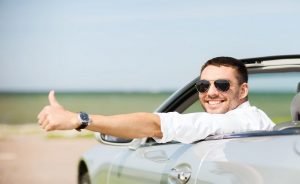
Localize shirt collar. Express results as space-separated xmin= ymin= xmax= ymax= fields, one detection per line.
xmin=236 ymin=101 xmax=250 ymax=109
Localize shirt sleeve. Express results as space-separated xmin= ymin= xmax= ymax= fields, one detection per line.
xmin=154 ymin=105 xmax=275 ymax=144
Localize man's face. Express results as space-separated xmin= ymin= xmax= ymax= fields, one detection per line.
xmin=199 ymin=65 xmax=248 ymax=114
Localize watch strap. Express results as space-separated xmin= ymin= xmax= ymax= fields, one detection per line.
xmin=75 ymin=121 xmax=89 ymax=131
xmin=76 ymin=112 xmax=90 ymax=132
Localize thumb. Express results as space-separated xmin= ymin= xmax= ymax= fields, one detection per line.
xmin=48 ymin=90 xmax=62 ymax=107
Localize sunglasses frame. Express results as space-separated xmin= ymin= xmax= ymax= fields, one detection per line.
xmin=195 ymin=79 xmax=231 ymax=93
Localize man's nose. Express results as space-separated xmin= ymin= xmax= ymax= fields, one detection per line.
xmin=207 ymin=83 xmax=219 ymax=96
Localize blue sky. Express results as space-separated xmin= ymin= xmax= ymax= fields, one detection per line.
xmin=0 ymin=0 xmax=300 ymax=92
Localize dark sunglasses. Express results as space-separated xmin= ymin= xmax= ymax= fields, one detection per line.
xmin=195 ymin=79 xmax=230 ymax=93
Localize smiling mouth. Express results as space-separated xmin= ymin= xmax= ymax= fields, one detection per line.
xmin=207 ymin=100 xmax=224 ymax=105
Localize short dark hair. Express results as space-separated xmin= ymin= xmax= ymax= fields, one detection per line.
xmin=200 ymin=56 xmax=248 ymax=84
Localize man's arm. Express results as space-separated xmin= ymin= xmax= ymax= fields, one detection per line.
xmin=37 ymin=90 xmax=162 ymax=139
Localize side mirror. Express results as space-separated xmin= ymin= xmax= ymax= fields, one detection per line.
xmin=95 ymin=133 xmax=133 ymax=145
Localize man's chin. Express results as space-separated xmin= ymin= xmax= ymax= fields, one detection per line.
xmin=205 ymin=106 xmax=226 ymax=114
xmin=207 ymin=110 xmax=224 ymax=114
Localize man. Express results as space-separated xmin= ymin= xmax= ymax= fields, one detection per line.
xmin=38 ymin=57 xmax=275 ymax=143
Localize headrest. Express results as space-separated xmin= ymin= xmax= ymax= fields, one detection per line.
xmin=291 ymin=82 xmax=300 ymax=121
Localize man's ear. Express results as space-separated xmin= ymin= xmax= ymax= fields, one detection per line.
xmin=240 ymin=83 xmax=249 ymax=100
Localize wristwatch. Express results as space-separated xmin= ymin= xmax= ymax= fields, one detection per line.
xmin=76 ymin=112 xmax=91 ymax=131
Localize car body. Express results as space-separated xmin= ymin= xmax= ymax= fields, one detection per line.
xmin=78 ymin=55 xmax=300 ymax=184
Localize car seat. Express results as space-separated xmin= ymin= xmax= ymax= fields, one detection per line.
xmin=291 ymin=82 xmax=300 ymax=121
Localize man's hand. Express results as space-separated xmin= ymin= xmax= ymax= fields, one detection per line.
xmin=37 ymin=90 xmax=79 ymax=131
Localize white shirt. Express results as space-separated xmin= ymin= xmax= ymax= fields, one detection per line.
xmin=154 ymin=101 xmax=275 ymax=144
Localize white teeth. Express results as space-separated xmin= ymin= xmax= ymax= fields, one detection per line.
xmin=208 ymin=101 xmax=221 ymax=105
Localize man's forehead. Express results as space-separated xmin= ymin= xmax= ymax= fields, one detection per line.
xmin=201 ymin=65 xmax=236 ymax=76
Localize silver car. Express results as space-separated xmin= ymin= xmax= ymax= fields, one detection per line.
xmin=78 ymin=55 xmax=300 ymax=184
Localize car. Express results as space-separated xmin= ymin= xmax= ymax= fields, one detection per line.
xmin=78 ymin=55 xmax=300 ymax=184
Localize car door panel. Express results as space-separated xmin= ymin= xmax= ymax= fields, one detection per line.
xmin=108 ymin=143 xmax=186 ymax=184
xmin=194 ymin=135 xmax=300 ymax=184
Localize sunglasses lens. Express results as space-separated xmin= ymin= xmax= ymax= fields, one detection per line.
xmin=195 ymin=80 xmax=210 ymax=93
xmin=214 ymin=80 xmax=230 ymax=92
xmin=196 ymin=79 xmax=230 ymax=93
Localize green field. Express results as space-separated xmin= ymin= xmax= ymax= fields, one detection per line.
xmin=248 ymin=92 xmax=294 ymax=123
xmin=0 ymin=91 xmax=296 ymax=125
xmin=0 ymin=92 xmax=171 ymax=125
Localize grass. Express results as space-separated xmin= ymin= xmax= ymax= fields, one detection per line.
xmin=0 ymin=91 xmax=296 ymax=126
xmin=0 ymin=92 xmax=171 ymax=139
xmin=249 ymin=92 xmax=294 ymax=123
xmin=0 ymin=92 xmax=171 ymax=125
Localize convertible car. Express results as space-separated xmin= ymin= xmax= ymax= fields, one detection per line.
xmin=78 ymin=55 xmax=300 ymax=184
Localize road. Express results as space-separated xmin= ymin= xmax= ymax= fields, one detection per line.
xmin=0 ymin=126 xmax=98 ymax=184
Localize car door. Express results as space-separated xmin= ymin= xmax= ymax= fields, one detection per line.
xmin=107 ymin=141 xmax=188 ymax=184
xmin=108 ymin=138 xmax=231 ymax=184
xmin=193 ymin=135 xmax=300 ymax=184
xmin=168 ymin=132 xmax=300 ymax=184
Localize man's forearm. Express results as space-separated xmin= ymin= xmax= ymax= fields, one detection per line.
xmin=37 ymin=91 xmax=162 ymax=139
xmin=86 ymin=112 xmax=162 ymax=139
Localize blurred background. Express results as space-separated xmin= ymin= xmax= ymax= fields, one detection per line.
xmin=1 ymin=0 xmax=300 ymax=125
xmin=0 ymin=0 xmax=300 ymax=183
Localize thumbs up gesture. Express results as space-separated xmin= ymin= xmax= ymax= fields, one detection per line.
xmin=38 ymin=90 xmax=79 ymax=131
xmin=48 ymin=90 xmax=62 ymax=108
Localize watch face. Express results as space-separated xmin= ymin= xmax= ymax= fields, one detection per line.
xmin=80 ymin=112 xmax=89 ymax=121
